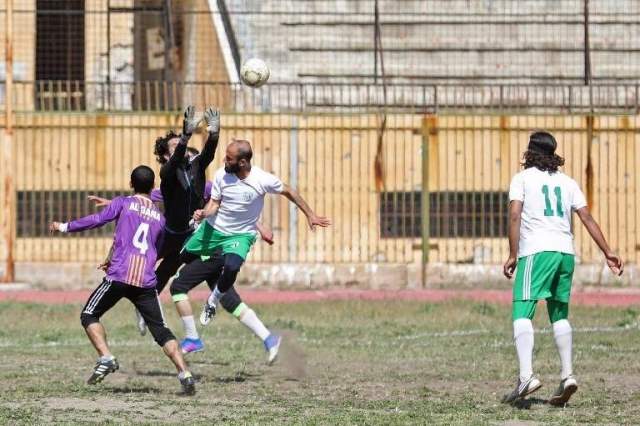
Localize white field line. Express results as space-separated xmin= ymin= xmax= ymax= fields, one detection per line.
xmin=389 ymin=323 xmax=639 ymax=341
xmin=0 ymin=324 xmax=636 ymax=349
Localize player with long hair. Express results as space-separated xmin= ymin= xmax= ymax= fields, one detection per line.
xmin=502 ymin=131 xmax=623 ymax=405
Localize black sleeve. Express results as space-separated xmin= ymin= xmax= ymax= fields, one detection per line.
xmin=159 ymin=140 xmax=188 ymax=181
xmin=198 ymin=131 xmax=219 ymax=170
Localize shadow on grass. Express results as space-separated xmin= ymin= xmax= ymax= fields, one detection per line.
xmin=512 ymin=397 xmax=548 ymax=409
xmin=108 ymin=385 xmax=163 ymax=394
xmin=213 ymin=371 xmax=262 ymax=384
xmin=133 ymin=369 xmax=204 ymax=382
xmin=188 ymin=359 xmax=231 ymax=367
xmin=133 ymin=369 xmax=175 ymax=378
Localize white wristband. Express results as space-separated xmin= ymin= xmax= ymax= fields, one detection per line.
xmin=59 ymin=223 xmax=69 ymax=233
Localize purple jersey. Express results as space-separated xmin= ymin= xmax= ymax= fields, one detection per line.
xmin=66 ymin=195 xmax=165 ymax=288
xmin=150 ymin=188 xmax=163 ymax=203
xmin=204 ymin=181 xmax=213 ymax=201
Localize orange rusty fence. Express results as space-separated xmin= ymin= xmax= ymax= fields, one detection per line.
xmin=0 ymin=112 xmax=637 ymax=268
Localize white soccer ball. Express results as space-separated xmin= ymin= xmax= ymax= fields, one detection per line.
xmin=240 ymin=58 xmax=270 ymax=88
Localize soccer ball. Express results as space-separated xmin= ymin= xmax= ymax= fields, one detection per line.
xmin=240 ymin=58 xmax=270 ymax=88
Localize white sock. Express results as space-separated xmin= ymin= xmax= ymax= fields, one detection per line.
xmin=99 ymin=354 xmax=114 ymax=362
xmin=181 ymin=315 xmax=199 ymax=340
xmin=237 ymin=306 xmax=271 ymax=341
xmin=207 ymin=287 xmax=224 ymax=307
xmin=553 ymin=319 xmax=573 ymax=379
xmin=513 ymin=318 xmax=535 ymax=382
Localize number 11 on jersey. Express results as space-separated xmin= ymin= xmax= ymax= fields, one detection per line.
xmin=542 ymin=185 xmax=564 ymax=217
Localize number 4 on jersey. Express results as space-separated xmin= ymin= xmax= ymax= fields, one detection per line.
xmin=132 ymin=223 xmax=150 ymax=255
xmin=542 ymin=185 xmax=564 ymax=217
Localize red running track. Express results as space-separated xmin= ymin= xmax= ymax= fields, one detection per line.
xmin=1 ymin=288 xmax=640 ymax=307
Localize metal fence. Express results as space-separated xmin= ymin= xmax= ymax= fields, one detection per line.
xmin=0 ymin=1 xmax=639 ymax=279
xmin=4 ymin=81 xmax=640 ymax=114
xmin=1 ymin=112 xmax=639 ymax=267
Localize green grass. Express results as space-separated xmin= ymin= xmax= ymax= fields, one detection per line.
xmin=0 ymin=299 xmax=638 ymax=424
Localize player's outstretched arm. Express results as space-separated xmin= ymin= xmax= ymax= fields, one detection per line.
xmin=279 ymin=184 xmax=331 ymax=231
xmin=256 ymin=221 xmax=274 ymax=245
xmin=87 ymin=195 xmax=111 ymax=207
xmin=49 ymin=198 xmax=124 ymax=234
xmin=161 ymin=106 xmax=198 ymax=180
xmin=503 ymin=200 xmax=523 ymax=279
xmin=89 ymin=191 xmax=163 ymax=207
xmin=193 ymin=198 xmax=221 ymax=223
xmin=199 ymin=107 xmax=220 ymax=169
xmin=576 ymin=207 xmax=624 ymax=276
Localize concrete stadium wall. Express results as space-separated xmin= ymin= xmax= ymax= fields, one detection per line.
xmin=224 ymin=0 xmax=640 ymax=84
xmin=11 ymin=261 xmax=634 ymax=290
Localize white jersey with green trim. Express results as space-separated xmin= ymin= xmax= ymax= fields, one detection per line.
xmin=206 ymin=166 xmax=284 ymax=235
xmin=508 ymin=167 xmax=587 ymax=258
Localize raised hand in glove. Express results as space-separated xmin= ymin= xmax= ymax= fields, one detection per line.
xmin=181 ymin=105 xmax=200 ymax=141
xmin=203 ymin=106 xmax=220 ymax=135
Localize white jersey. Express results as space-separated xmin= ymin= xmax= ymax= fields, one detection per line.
xmin=509 ymin=167 xmax=587 ymax=258
xmin=206 ymin=166 xmax=284 ymax=235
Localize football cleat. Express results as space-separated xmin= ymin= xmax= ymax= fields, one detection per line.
xmin=264 ymin=334 xmax=282 ymax=365
xmin=179 ymin=372 xmax=196 ymax=396
xmin=549 ymin=375 xmax=578 ymax=406
xmin=180 ymin=338 xmax=205 ymax=354
xmin=502 ymin=375 xmax=542 ymax=404
xmin=199 ymin=302 xmax=217 ymax=326
xmin=87 ymin=357 xmax=119 ymax=385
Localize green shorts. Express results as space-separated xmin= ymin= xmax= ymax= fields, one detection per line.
xmin=513 ymin=251 xmax=575 ymax=303
xmin=183 ymin=221 xmax=256 ymax=260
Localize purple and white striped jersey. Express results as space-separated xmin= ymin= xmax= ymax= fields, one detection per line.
xmin=63 ymin=195 xmax=165 ymax=288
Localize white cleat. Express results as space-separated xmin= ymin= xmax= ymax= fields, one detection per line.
xmin=199 ymin=302 xmax=217 ymax=326
xmin=502 ymin=376 xmax=542 ymax=404
xmin=549 ymin=375 xmax=578 ymax=406
xmin=264 ymin=334 xmax=282 ymax=365
xmin=135 ymin=309 xmax=147 ymax=336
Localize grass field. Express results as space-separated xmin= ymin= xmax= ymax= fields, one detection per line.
xmin=0 ymin=298 xmax=638 ymax=424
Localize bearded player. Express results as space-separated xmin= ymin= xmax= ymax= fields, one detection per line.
xmin=89 ymin=110 xmax=275 ymax=355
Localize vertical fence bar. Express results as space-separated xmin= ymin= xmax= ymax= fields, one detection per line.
xmin=288 ymin=116 xmax=299 ymax=262
xmin=163 ymin=81 xmax=169 ymax=111
xmin=420 ymin=116 xmax=432 ymax=287
xmin=586 ymin=115 xmax=595 ymax=209
xmin=135 ymin=81 xmax=141 ymax=111
xmin=107 ymin=0 xmax=111 ymax=110
xmin=2 ymin=0 xmax=14 ymax=281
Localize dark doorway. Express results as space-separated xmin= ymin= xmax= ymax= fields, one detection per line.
xmin=36 ymin=0 xmax=86 ymax=110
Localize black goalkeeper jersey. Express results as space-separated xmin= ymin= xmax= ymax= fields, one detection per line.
xmin=159 ymin=132 xmax=219 ymax=234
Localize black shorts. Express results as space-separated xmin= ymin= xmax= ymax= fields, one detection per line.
xmin=170 ymin=253 xmax=244 ymax=313
xmin=158 ymin=230 xmax=191 ymax=260
xmin=155 ymin=230 xmax=192 ymax=293
xmin=80 ymin=279 xmax=175 ymax=347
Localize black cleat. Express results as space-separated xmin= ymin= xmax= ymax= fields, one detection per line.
xmin=502 ymin=375 xmax=542 ymax=404
xmin=549 ymin=375 xmax=578 ymax=406
xmin=180 ymin=373 xmax=196 ymax=396
xmin=87 ymin=357 xmax=119 ymax=385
